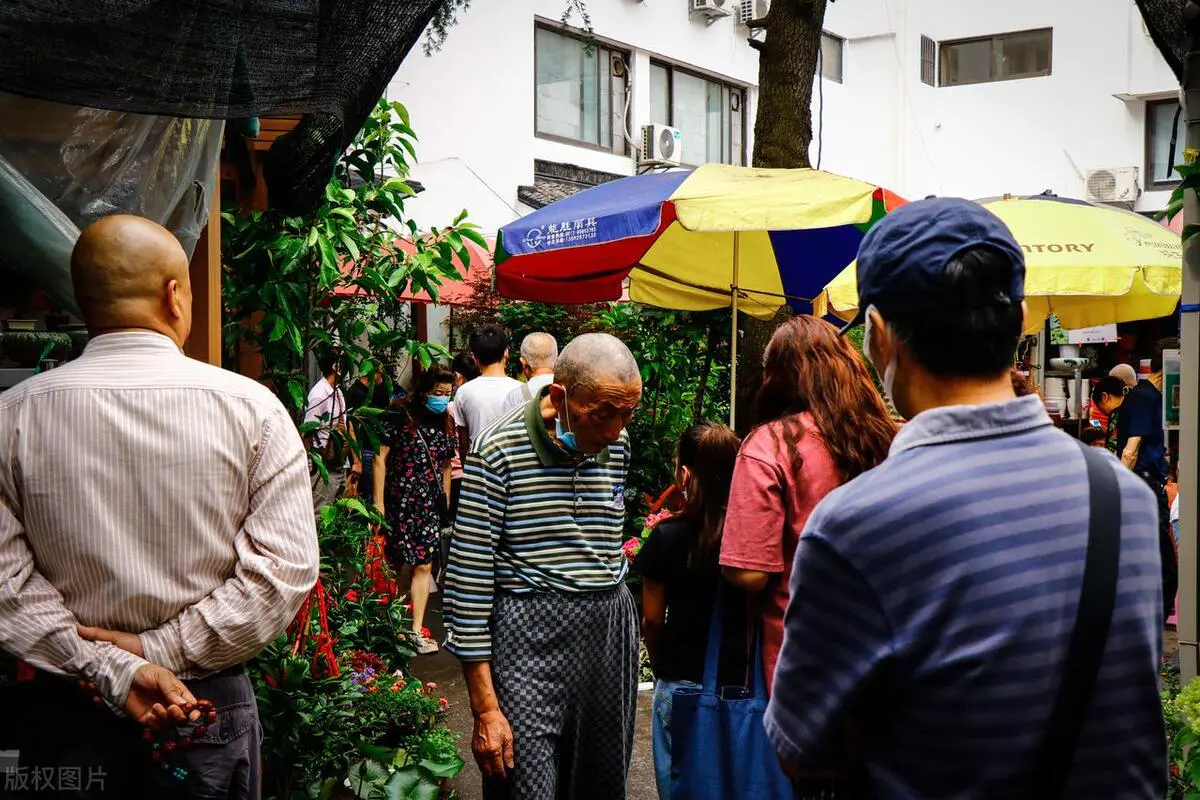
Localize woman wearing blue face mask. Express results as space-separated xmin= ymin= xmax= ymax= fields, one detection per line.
xmin=373 ymin=366 xmax=456 ymax=654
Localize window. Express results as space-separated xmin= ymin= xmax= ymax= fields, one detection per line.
xmin=939 ymin=28 xmax=1052 ymax=87
xmin=649 ymin=62 xmax=746 ymax=166
xmin=535 ymin=26 xmax=628 ymax=152
xmin=1146 ymin=99 xmax=1187 ymax=188
xmin=821 ymin=32 xmax=844 ymax=82
xmin=920 ymin=35 xmax=936 ymax=86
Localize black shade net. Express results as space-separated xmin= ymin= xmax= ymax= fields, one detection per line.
xmin=0 ymin=0 xmax=446 ymax=214
xmin=1134 ymin=0 xmax=1186 ymax=80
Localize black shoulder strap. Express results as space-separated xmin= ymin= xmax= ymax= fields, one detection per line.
xmin=1031 ymin=442 xmax=1122 ymax=798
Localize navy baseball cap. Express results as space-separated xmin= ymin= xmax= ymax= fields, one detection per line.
xmin=840 ymin=197 xmax=1025 ymax=333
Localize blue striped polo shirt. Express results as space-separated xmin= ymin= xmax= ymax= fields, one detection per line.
xmin=765 ymin=395 xmax=1166 ymax=798
xmin=443 ymin=393 xmax=630 ymax=661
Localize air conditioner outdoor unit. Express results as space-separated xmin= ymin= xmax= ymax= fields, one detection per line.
xmin=739 ymin=0 xmax=769 ymax=25
xmin=692 ymin=0 xmax=732 ymax=21
xmin=1083 ymin=167 xmax=1140 ymax=204
xmin=641 ymin=124 xmax=683 ymax=167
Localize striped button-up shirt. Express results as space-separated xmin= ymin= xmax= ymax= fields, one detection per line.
xmin=0 ymin=332 xmax=319 ymax=708
xmin=765 ymin=395 xmax=1166 ymax=798
xmin=444 ymin=394 xmax=630 ymax=661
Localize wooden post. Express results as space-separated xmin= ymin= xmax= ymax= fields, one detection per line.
xmin=1179 ymin=4 xmax=1200 ymax=683
xmin=184 ymin=184 xmax=222 ymax=366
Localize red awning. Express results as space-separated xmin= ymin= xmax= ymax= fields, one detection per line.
xmin=334 ymin=237 xmax=494 ymax=307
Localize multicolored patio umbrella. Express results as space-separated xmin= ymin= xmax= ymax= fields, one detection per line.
xmin=494 ymin=164 xmax=904 ymax=419
xmin=815 ymin=193 xmax=1183 ymax=334
xmin=494 ymin=164 xmax=905 ymax=320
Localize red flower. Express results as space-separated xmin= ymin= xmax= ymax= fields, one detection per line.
xmin=421 ymin=627 xmax=432 ymax=638
xmin=425 ymin=681 xmax=438 ymax=692
xmin=264 ymin=674 xmax=278 ymax=688
xmin=345 ymin=590 xmax=360 ymax=602
xmin=378 ymin=595 xmax=391 ymax=604
xmin=439 ymin=697 xmax=450 ymax=711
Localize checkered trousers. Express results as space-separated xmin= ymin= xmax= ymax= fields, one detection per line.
xmin=485 ymin=585 xmax=639 ymax=799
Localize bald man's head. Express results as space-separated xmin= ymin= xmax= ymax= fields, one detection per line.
xmin=71 ymin=215 xmax=193 ymax=346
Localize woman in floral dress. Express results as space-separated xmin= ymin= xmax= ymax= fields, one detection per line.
xmin=373 ymin=367 xmax=456 ymax=654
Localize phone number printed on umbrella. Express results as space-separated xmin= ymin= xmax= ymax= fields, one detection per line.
xmin=525 ymin=218 xmax=599 ymax=250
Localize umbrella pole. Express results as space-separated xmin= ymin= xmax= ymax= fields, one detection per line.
xmin=730 ymin=232 xmax=740 ymax=427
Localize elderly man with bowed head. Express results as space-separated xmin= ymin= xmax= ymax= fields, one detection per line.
xmin=443 ymin=333 xmax=643 ymax=799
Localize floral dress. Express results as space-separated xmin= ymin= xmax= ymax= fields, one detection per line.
xmin=1105 ymin=408 xmax=1121 ymax=455
xmin=382 ymin=420 xmax=455 ymax=566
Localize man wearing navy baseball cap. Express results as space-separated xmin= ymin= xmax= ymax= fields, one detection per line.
xmin=766 ymin=198 xmax=1166 ymax=799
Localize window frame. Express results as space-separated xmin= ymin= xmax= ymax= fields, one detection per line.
xmin=1145 ymin=98 xmax=1186 ymax=190
xmin=821 ymin=32 xmax=844 ymax=84
xmin=533 ymin=23 xmax=630 ymax=155
xmin=937 ymin=27 xmax=1053 ymax=88
xmin=920 ymin=35 xmax=936 ymax=86
xmin=648 ymin=59 xmax=748 ymax=167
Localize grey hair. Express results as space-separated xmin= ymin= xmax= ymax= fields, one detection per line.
xmin=1109 ymin=364 xmax=1137 ymax=387
xmin=555 ymin=333 xmax=640 ymax=391
xmin=520 ymin=332 xmax=559 ymax=369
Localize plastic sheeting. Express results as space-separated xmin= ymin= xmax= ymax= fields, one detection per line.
xmin=0 ymin=93 xmax=223 ymax=314
xmin=0 ymin=0 xmax=445 ymax=214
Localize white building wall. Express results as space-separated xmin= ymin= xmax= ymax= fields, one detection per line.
xmin=820 ymin=0 xmax=1180 ymax=212
xmin=390 ymin=0 xmax=762 ymax=237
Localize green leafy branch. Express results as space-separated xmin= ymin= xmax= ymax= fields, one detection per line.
xmin=1157 ymin=147 xmax=1200 ymax=242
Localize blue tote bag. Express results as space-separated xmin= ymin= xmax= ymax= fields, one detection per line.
xmin=669 ymin=593 xmax=793 ymax=799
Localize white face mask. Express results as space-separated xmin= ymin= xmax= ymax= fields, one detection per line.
xmin=863 ymin=305 xmax=898 ymax=403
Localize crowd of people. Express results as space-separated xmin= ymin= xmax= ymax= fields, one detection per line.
xmin=0 ymin=198 xmax=1181 ymax=800
xmin=438 ymin=198 xmax=1170 ymax=799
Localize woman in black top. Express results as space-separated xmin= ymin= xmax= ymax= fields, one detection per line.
xmin=634 ymin=421 xmax=746 ymax=799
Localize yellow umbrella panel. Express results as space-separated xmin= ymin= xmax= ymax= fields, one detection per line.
xmin=814 ymin=194 xmax=1182 ymax=333
xmin=626 ymin=164 xmax=905 ymax=320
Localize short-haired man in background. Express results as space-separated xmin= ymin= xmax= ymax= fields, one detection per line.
xmin=766 ymin=199 xmax=1165 ymax=798
xmin=445 ymin=333 xmax=642 ymax=798
xmin=502 ymin=332 xmax=558 ymax=413
xmin=305 ymin=351 xmax=359 ymax=509
xmin=453 ymin=323 xmax=520 ymax=458
xmin=1116 ymin=338 xmax=1179 ymax=621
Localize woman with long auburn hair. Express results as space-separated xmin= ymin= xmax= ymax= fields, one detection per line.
xmin=721 ymin=316 xmax=897 ymax=689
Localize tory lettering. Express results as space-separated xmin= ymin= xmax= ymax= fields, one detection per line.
xmin=1020 ymin=243 xmax=1095 ymax=253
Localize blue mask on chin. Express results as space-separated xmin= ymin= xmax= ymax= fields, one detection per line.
xmin=555 ymin=395 xmax=579 ymax=452
xmin=425 ymin=396 xmax=450 ymax=414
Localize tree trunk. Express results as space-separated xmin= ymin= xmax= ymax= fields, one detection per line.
xmin=735 ymin=0 xmax=828 ymax=434
xmin=752 ymin=0 xmax=828 ymax=171
xmin=693 ymin=319 xmax=719 ymax=422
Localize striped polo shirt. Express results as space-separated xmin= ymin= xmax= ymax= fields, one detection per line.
xmin=443 ymin=392 xmax=630 ymax=661
xmin=766 ymin=395 xmax=1166 ymax=799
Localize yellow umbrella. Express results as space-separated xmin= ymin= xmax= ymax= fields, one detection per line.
xmin=814 ymin=194 xmax=1182 ymax=334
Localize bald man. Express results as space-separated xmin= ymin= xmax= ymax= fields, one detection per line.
xmin=0 ymin=215 xmax=319 ymax=799
xmin=501 ymin=332 xmax=558 ymax=413
xmin=1110 ymin=363 xmax=1138 ymax=389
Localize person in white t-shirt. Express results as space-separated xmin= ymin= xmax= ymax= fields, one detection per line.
xmin=304 ymin=352 xmax=359 ymax=509
xmin=453 ymin=323 xmax=521 ymax=458
xmin=502 ymin=332 xmax=558 ymax=414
